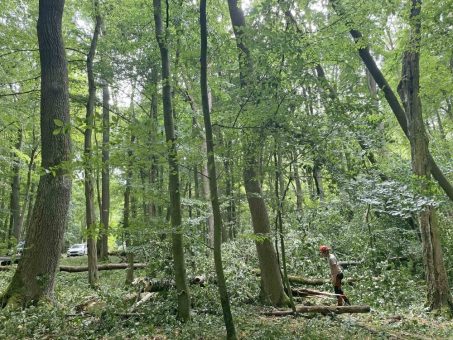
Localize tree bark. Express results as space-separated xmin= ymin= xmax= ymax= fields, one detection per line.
xmin=10 ymin=128 xmax=23 ymax=243
xmin=84 ymin=1 xmax=101 ymax=288
xmin=1 ymin=0 xmax=72 ymax=307
xmin=124 ymin=85 xmax=136 ymax=286
xmin=153 ymin=0 xmax=190 ymax=321
xmin=59 ymin=263 xmax=146 ymax=273
xmin=227 ymin=0 xmax=289 ymax=307
xmin=200 ymin=1 xmax=237 ymax=338
xmin=99 ymin=81 xmax=110 ymax=261
xmin=18 ymin=135 xmax=38 ymax=238
xmin=396 ymin=0 xmax=452 ymax=312
xmin=329 ymin=0 xmax=453 ymax=202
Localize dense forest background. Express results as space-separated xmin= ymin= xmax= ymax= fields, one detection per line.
xmin=0 ymin=0 xmax=452 ymax=338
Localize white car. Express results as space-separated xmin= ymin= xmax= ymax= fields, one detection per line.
xmin=67 ymin=243 xmax=87 ymax=256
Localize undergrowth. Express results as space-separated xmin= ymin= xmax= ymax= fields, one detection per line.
xmin=0 ymin=240 xmax=452 ymax=339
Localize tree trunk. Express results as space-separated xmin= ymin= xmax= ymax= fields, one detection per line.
xmin=313 ymin=160 xmax=324 ymax=201
xmin=329 ymin=0 xmax=453 ymax=202
xmin=200 ymin=1 xmax=237 ymax=337
xmin=84 ymin=1 xmax=101 ymax=287
xmin=99 ymin=81 xmax=110 ymax=261
xmin=1 ymin=0 xmax=72 ymax=307
xmin=227 ymin=0 xmax=288 ymax=307
xmin=153 ymin=0 xmax=190 ymax=321
xmin=397 ymin=0 xmax=452 ymax=312
xmin=10 ymin=128 xmax=23 ymax=242
xmin=18 ymin=137 xmax=38 ymax=239
xmin=293 ymin=157 xmax=303 ymax=214
xmin=124 ymin=85 xmax=136 ymax=286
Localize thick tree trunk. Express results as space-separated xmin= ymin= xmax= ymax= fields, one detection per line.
xmin=99 ymin=82 xmax=110 ymax=261
xmin=397 ymin=0 xmax=452 ymax=312
xmin=153 ymin=0 xmax=190 ymax=321
xmin=84 ymin=3 xmax=101 ymax=287
xmin=1 ymin=0 xmax=72 ymax=307
xmin=200 ymin=1 xmax=237 ymax=338
xmin=227 ymin=0 xmax=288 ymax=307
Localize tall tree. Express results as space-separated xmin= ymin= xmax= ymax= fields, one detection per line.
xmin=200 ymin=1 xmax=237 ymax=337
xmin=84 ymin=0 xmax=102 ymax=287
xmin=226 ymin=0 xmax=289 ymax=307
xmin=1 ymin=0 xmax=72 ymax=307
xmin=329 ymin=0 xmax=453 ymax=202
xmin=99 ymin=80 xmax=110 ymax=261
xmin=397 ymin=0 xmax=452 ymax=312
xmin=153 ymin=0 xmax=190 ymax=321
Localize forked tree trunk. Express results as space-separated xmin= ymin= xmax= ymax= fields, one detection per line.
xmin=227 ymin=0 xmax=288 ymax=307
xmin=153 ymin=0 xmax=190 ymax=321
xmin=84 ymin=1 xmax=101 ymax=287
xmin=329 ymin=0 xmax=453 ymax=202
xmin=1 ymin=0 xmax=72 ymax=307
xmin=397 ymin=0 xmax=452 ymax=312
xmin=200 ymin=1 xmax=237 ymax=338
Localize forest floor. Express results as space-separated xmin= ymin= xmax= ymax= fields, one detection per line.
xmin=0 ymin=256 xmax=452 ymax=339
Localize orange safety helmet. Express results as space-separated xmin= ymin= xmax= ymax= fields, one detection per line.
xmin=319 ymin=245 xmax=331 ymax=253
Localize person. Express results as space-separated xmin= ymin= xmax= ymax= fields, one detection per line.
xmin=319 ymin=245 xmax=351 ymax=306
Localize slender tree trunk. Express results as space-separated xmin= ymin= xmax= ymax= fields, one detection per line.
xmin=18 ymin=138 xmax=38 ymax=239
xmin=84 ymin=2 xmax=101 ymax=287
xmin=99 ymin=82 xmax=110 ymax=261
xmin=24 ymin=181 xmax=36 ymax=237
xmin=1 ymin=0 xmax=72 ymax=307
xmin=125 ymin=85 xmax=136 ymax=285
xmin=313 ymin=160 xmax=324 ymax=201
xmin=153 ymin=0 xmax=190 ymax=321
xmin=227 ymin=0 xmax=288 ymax=307
xmin=292 ymin=155 xmax=303 ymax=214
xmin=200 ymin=1 xmax=237 ymax=337
xmin=397 ymin=0 xmax=452 ymax=312
xmin=10 ymin=128 xmax=23 ymax=242
xmin=123 ymin=160 xmax=133 ymax=285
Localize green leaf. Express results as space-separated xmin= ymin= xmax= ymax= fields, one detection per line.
xmin=54 ymin=119 xmax=64 ymax=127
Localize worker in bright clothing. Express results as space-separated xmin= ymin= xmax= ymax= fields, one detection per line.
xmin=319 ymin=245 xmax=351 ymax=306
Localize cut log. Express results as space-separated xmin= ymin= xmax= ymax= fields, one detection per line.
xmin=251 ymin=269 xmax=358 ymax=286
xmin=264 ymin=305 xmax=371 ymax=316
xmin=292 ymin=287 xmax=342 ymax=297
xmin=59 ymin=263 xmax=147 ymax=272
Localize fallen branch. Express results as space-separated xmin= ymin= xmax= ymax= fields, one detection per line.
xmin=264 ymin=305 xmax=371 ymax=316
xmin=59 ymin=263 xmax=147 ymax=272
xmin=291 ymin=287 xmax=341 ymax=297
xmin=252 ymin=269 xmax=358 ymax=286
